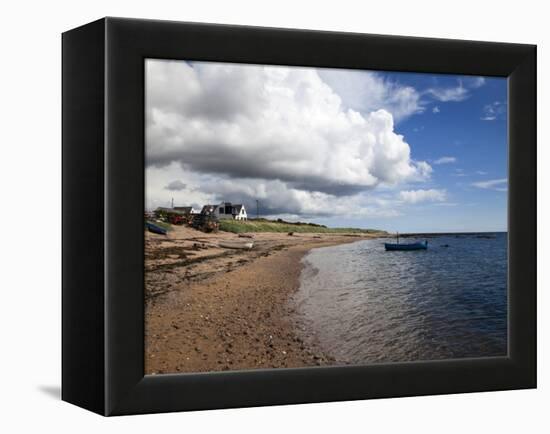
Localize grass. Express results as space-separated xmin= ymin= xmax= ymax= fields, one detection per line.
xmin=219 ymin=218 xmax=385 ymax=234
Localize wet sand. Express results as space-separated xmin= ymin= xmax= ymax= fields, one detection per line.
xmin=144 ymin=225 xmax=381 ymax=374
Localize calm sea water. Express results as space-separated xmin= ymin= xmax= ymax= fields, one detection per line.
xmin=293 ymin=233 xmax=507 ymax=364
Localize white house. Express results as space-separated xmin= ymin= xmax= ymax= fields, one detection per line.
xmin=201 ymin=202 xmax=247 ymax=220
xmin=230 ymin=204 xmax=247 ymax=221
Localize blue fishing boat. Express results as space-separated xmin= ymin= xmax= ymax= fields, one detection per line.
xmin=146 ymin=221 xmax=167 ymax=235
xmin=385 ymin=240 xmax=428 ymax=251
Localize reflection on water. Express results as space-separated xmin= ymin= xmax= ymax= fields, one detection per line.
xmin=293 ymin=233 xmax=507 ymax=364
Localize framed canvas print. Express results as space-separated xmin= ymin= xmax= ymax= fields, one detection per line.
xmin=62 ymin=17 xmax=536 ymax=416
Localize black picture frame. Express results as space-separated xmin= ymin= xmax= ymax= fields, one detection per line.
xmin=62 ymin=17 xmax=536 ymax=416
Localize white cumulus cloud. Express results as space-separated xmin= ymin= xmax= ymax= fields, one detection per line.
xmin=425 ymin=82 xmax=469 ymax=102
xmin=425 ymin=77 xmax=486 ymax=103
xmin=481 ymin=101 xmax=507 ymax=121
xmin=471 ymin=178 xmax=507 ymax=191
xmin=467 ymin=77 xmax=486 ymax=88
xmin=145 ymin=60 xmax=433 ymax=217
xmin=399 ymin=189 xmax=447 ymax=204
xmin=434 ymin=156 xmax=456 ymax=165
xmin=318 ymin=69 xmax=424 ymax=123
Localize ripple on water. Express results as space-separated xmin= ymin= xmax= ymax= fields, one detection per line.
xmin=292 ymin=233 xmax=507 ymax=365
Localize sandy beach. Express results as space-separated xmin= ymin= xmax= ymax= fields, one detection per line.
xmin=144 ymin=226 xmax=380 ymax=374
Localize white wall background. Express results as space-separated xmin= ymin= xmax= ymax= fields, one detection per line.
xmin=0 ymin=0 xmax=546 ymax=431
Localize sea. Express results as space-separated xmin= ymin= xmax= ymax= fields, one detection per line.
xmin=293 ymin=232 xmax=508 ymax=365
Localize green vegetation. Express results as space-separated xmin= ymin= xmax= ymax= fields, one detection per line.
xmin=219 ymin=218 xmax=385 ymax=234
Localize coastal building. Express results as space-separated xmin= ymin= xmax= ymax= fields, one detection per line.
xmin=201 ymin=202 xmax=248 ymax=220
xmin=174 ymin=206 xmax=199 ymax=214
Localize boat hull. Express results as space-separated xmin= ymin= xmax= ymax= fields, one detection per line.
xmin=219 ymin=241 xmax=254 ymax=249
xmin=146 ymin=221 xmax=167 ymax=235
xmin=385 ymin=241 xmax=427 ymax=251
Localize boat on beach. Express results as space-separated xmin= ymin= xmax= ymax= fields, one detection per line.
xmin=384 ymin=240 xmax=428 ymax=251
xmin=219 ymin=241 xmax=254 ymax=249
xmin=145 ymin=221 xmax=168 ymax=235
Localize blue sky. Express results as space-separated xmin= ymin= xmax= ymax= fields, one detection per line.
xmin=146 ymin=60 xmax=507 ymax=233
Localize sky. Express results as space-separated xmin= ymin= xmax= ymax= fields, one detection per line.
xmin=145 ymin=59 xmax=507 ymax=233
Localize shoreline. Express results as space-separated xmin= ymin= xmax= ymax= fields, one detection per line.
xmin=144 ymin=227 xmax=375 ymax=374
